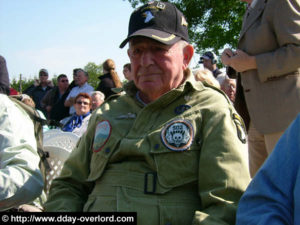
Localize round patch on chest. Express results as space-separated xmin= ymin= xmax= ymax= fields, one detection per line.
xmin=161 ymin=119 xmax=194 ymax=151
xmin=93 ymin=120 xmax=112 ymax=152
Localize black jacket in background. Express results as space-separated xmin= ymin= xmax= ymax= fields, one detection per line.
xmin=96 ymin=73 xmax=116 ymax=100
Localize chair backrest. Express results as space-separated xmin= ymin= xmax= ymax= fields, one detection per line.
xmin=43 ymin=129 xmax=80 ymax=152
xmin=43 ymin=145 xmax=71 ymax=194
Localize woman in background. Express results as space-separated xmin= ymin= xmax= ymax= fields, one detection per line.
xmin=61 ymin=92 xmax=92 ymax=137
xmin=97 ymin=59 xmax=122 ymax=99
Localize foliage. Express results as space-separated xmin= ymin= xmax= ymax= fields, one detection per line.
xmin=125 ymin=0 xmax=246 ymax=55
xmin=84 ymin=62 xmax=103 ymax=89
xmin=10 ymin=77 xmax=35 ymax=93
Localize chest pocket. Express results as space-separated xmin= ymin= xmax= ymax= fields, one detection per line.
xmin=148 ymin=119 xmax=201 ymax=188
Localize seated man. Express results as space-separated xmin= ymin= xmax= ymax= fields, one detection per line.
xmin=91 ymin=91 xmax=105 ymax=111
xmin=64 ymin=69 xmax=94 ymax=115
xmin=236 ymin=114 xmax=300 ymax=225
xmin=61 ymin=93 xmax=92 ymax=137
xmin=44 ymin=2 xmax=250 ymax=224
xmin=0 ymin=94 xmax=44 ymax=211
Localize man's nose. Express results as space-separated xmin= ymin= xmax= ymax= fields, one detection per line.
xmin=140 ymin=50 xmax=154 ymax=67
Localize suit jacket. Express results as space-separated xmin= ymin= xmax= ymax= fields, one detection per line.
xmin=235 ymin=0 xmax=300 ymax=134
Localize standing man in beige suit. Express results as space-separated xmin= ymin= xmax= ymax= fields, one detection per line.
xmin=221 ymin=0 xmax=300 ymax=177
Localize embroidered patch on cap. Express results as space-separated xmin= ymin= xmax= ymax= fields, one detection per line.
xmin=93 ymin=120 xmax=112 ymax=152
xmin=233 ymin=113 xmax=247 ymax=144
xmin=161 ymin=119 xmax=194 ymax=151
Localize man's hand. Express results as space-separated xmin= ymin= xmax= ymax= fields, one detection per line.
xmin=221 ymin=49 xmax=257 ymax=72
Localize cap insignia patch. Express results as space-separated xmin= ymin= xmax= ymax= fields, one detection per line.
xmin=143 ymin=11 xmax=154 ymax=23
xmin=93 ymin=120 xmax=112 ymax=152
xmin=161 ymin=119 xmax=194 ymax=151
xmin=156 ymin=2 xmax=165 ymax=10
xmin=181 ymin=16 xmax=188 ymax=27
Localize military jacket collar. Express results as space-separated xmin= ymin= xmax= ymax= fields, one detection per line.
xmin=122 ymin=69 xmax=205 ymax=104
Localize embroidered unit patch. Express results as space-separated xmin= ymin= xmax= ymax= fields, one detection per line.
xmin=161 ymin=119 xmax=194 ymax=151
xmin=233 ymin=113 xmax=247 ymax=144
xmin=93 ymin=120 xmax=112 ymax=152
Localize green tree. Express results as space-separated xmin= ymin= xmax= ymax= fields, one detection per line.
xmin=10 ymin=77 xmax=35 ymax=93
xmin=125 ymin=0 xmax=246 ymax=55
xmin=84 ymin=62 xmax=103 ymax=89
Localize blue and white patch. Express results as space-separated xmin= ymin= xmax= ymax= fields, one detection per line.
xmin=161 ymin=120 xmax=194 ymax=151
xmin=143 ymin=11 xmax=154 ymax=23
xmin=174 ymin=105 xmax=191 ymax=115
xmin=93 ymin=120 xmax=111 ymax=152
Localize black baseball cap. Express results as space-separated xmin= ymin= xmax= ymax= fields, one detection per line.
xmin=119 ymin=1 xmax=189 ymax=48
xmin=199 ymin=51 xmax=216 ymax=63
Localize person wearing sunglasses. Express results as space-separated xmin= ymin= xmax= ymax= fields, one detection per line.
xmin=41 ymin=74 xmax=70 ymax=122
xmin=61 ymin=92 xmax=92 ymax=137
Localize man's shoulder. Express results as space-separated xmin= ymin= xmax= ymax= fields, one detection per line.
xmin=194 ymin=82 xmax=232 ymax=107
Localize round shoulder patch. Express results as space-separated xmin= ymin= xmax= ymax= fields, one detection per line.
xmin=161 ymin=119 xmax=194 ymax=151
xmin=93 ymin=120 xmax=112 ymax=152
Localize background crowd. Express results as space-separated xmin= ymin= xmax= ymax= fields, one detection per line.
xmin=0 ymin=0 xmax=300 ymax=224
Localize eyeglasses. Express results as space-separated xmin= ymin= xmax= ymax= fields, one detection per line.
xmin=76 ymin=101 xmax=90 ymax=106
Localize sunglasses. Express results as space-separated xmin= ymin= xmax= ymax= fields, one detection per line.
xmin=60 ymin=79 xmax=69 ymax=83
xmin=76 ymin=101 xmax=90 ymax=106
xmin=39 ymin=74 xmax=48 ymax=77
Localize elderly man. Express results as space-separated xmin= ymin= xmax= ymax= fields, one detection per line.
xmin=91 ymin=91 xmax=105 ymax=111
xmin=64 ymin=69 xmax=94 ymax=115
xmin=44 ymin=2 xmax=250 ymax=224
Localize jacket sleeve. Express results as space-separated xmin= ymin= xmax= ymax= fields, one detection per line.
xmin=236 ymin=114 xmax=300 ymax=225
xmin=193 ymin=95 xmax=251 ymax=224
xmin=0 ymin=96 xmax=44 ymax=210
xmin=256 ymin=0 xmax=300 ymax=82
xmin=43 ymin=114 xmax=97 ymax=211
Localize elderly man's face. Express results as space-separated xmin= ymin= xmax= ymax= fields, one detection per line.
xmin=76 ymin=71 xmax=88 ymax=87
xmin=128 ymin=37 xmax=192 ymax=102
xmin=91 ymin=94 xmax=104 ymax=110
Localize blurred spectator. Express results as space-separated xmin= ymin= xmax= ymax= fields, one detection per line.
xmin=24 ymin=69 xmax=53 ymax=118
xmin=0 ymin=93 xmax=44 ymax=211
xmin=123 ymin=63 xmax=133 ymax=81
xmin=68 ymin=68 xmax=80 ymax=91
xmin=194 ymin=68 xmax=220 ymax=89
xmin=236 ymin=114 xmax=300 ymax=224
xmin=199 ymin=51 xmax=227 ymax=85
xmin=64 ymin=69 xmax=93 ymax=115
xmin=0 ymin=55 xmax=10 ymax=95
xmin=97 ymin=59 xmax=122 ymax=99
xmin=221 ymin=78 xmax=236 ymax=102
xmin=61 ymin=93 xmax=92 ymax=137
xmin=42 ymin=74 xmax=70 ymax=122
xmin=91 ymin=91 xmax=105 ymax=111
xmin=21 ymin=94 xmax=50 ymax=132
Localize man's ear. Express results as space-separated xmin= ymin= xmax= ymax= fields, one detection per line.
xmin=183 ymin=44 xmax=194 ymax=69
xmin=127 ymin=49 xmax=131 ymax=58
